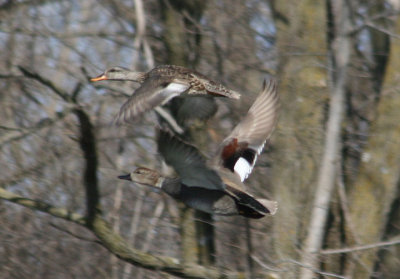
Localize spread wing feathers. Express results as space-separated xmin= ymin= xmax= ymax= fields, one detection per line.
xmin=114 ymin=76 xmax=190 ymax=124
xmin=215 ymin=79 xmax=279 ymax=181
xmin=228 ymin=78 xmax=279 ymax=148
xmin=157 ymin=130 xmax=225 ymax=190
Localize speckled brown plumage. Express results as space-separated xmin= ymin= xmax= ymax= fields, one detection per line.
xmin=91 ymin=65 xmax=241 ymax=123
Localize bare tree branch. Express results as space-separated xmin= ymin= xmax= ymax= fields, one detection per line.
xmin=0 ymin=108 xmax=73 ymax=147
xmin=0 ymin=187 xmax=274 ymax=279
xmin=73 ymin=107 xmax=101 ymax=226
xmin=320 ymin=237 xmax=400 ymax=255
xmin=17 ymin=66 xmax=100 ymax=226
xmin=283 ymin=259 xmax=348 ymax=279
xmin=0 ymin=187 xmax=86 ymax=225
xmin=49 ymin=222 xmax=100 ymax=244
xmin=18 ymin=65 xmax=72 ymax=102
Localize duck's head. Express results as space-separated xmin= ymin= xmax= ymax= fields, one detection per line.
xmin=90 ymin=67 xmax=136 ymax=81
xmin=118 ymin=167 xmax=162 ymax=187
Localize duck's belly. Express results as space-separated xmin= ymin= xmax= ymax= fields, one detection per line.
xmin=176 ymin=186 xmax=236 ymax=215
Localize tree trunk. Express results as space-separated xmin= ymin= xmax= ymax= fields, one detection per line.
xmin=272 ymin=1 xmax=327 ymax=276
xmin=159 ymin=0 xmax=215 ymax=266
xmin=346 ymin=13 xmax=400 ymax=278
xmin=299 ymin=1 xmax=352 ymax=277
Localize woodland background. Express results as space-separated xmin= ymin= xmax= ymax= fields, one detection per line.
xmin=1 ymin=0 xmax=400 ymax=278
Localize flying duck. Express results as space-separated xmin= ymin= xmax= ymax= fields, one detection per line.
xmin=91 ymin=65 xmax=241 ymax=124
xmin=119 ymin=79 xmax=279 ymax=218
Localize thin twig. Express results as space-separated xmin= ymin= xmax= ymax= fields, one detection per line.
xmin=365 ymin=22 xmax=400 ymax=39
xmin=251 ymin=255 xmax=286 ymax=273
xmin=18 ymin=66 xmax=71 ymax=102
xmin=49 ymin=222 xmax=100 ymax=244
xmin=320 ymin=238 xmax=400 ymax=255
xmin=283 ymin=259 xmax=349 ymax=279
xmin=0 ymin=107 xmax=73 ymax=147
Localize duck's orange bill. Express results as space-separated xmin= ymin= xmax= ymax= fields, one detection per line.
xmin=90 ymin=74 xmax=107 ymax=82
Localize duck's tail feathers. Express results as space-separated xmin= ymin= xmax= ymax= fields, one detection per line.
xmin=256 ymin=198 xmax=278 ymax=216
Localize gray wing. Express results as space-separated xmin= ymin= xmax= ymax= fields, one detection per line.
xmin=215 ymin=79 xmax=279 ymax=181
xmin=114 ymin=76 xmax=190 ymax=124
xmin=157 ymin=130 xmax=225 ymax=190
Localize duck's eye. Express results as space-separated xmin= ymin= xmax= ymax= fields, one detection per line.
xmin=108 ymin=68 xmax=117 ymax=73
xmin=135 ymin=168 xmax=147 ymax=174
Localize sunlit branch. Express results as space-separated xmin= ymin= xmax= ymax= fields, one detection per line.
xmin=0 ymin=187 xmax=272 ymax=279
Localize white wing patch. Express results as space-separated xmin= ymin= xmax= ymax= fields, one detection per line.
xmin=234 ymin=157 xmax=253 ymax=182
xmin=159 ymin=82 xmax=190 ymax=105
xmin=165 ymin=82 xmax=189 ymax=94
xmin=257 ymin=141 xmax=266 ymax=154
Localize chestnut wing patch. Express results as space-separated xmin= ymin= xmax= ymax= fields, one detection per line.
xmin=221 ymin=138 xmax=257 ymax=181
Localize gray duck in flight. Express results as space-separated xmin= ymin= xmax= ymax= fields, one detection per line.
xmin=119 ymin=79 xmax=279 ymax=218
xmin=91 ymin=65 xmax=241 ymax=124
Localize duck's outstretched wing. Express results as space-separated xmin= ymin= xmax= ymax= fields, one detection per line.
xmin=157 ymin=130 xmax=225 ymax=190
xmin=114 ymin=76 xmax=190 ymax=124
xmin=215 ymin=79 xmax=279 ymax=181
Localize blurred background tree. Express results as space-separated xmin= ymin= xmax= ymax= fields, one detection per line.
xmin=1 ymin=0 xmax=400 ymax=278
